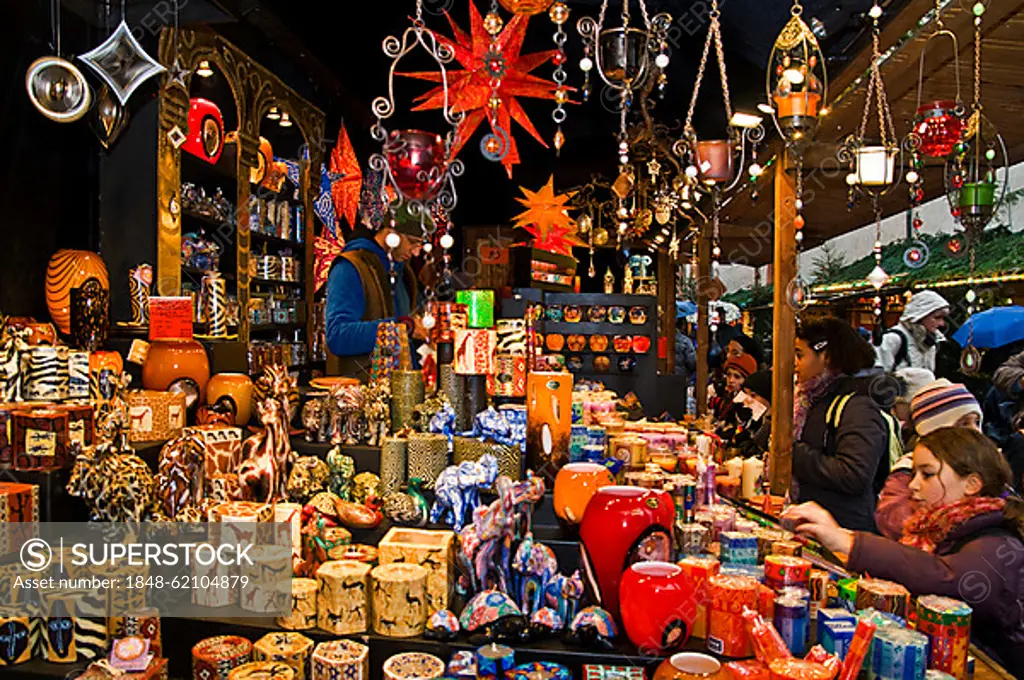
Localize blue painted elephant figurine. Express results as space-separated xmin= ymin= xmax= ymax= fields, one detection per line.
xmin=429 ymin=453 xmax=499 ymax=529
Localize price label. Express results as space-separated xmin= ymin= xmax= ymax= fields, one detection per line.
xmin=149 ymin=297 xmax=193 ymax=340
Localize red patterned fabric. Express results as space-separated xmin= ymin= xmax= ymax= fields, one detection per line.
xmin=900 ymin=496 xmax=1007 ymax=554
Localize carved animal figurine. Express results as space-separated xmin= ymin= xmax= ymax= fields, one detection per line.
xmin=153 ymin=429 xmax=207 ymax=520
xmin=511 ymin=534 xmax=559 ymax=616
xmin=237 ymin=365 xmax=294 ymax=502
xmin=381 ymin=477 xmax=429 ymax=527
xmin=286 ymin=456 xmax=329 ymax=503
xmin=68 ymin=439 xmax=159 ymax=523
xmin=544 ymin=569 xmax=584 ymax=625
xmin=325 ymin=447 xmax=355 ymax=500
xmin=429 ymin=454 xmax=499 ymax=529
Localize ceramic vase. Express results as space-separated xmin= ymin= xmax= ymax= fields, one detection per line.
xmin=619 ymin=561 xmax=696 ymax=654
xmin=69 ymin=278 xmax=109 ymax=351
xmin=553 ymin=462 xmax=615 ymax=525
xmin=652 ymin=652 xmax=723 ymax=680
xmin=141 ymin=339 xmax=211 ymax=409
xmin=207 ymin=373 xmax=254 ymax=426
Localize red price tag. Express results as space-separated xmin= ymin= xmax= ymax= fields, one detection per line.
xmin=149 ymin=297 xmax=193 ymax=340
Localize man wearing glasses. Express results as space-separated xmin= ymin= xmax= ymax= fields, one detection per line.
xmin=325 ymin=172 xmax=428 ymax=378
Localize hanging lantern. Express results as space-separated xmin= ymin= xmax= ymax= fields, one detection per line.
xmin=384 ymin=129 xmax=447 ymax=201
xmin=852 ymin=145 xmax=898 ymax=187
xmin=914 ymin=100 xmax=965 ymax=158
xmin=498 ymin=0 xmax=553 ymax=15
xmin=696 ymin=140 xmax=735 ymax=184
xmin=766 ymin=2 xmax=827 ymax=146
xmin=598 ymin=28 xmax=649 ymax=86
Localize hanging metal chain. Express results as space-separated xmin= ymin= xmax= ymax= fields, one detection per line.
xmin=858 ymin=9 xmax=896 ymax=147
xmin=637 ymin=0 xmax=653 ymax=28
xmin=621 ymin=0 xmax=630 ymax=29
xmin=684 ymin=1 xmax=732 ymax=134
xmin=415 ymin=0 xmax=424 ymax=24
xmin=973 ymin=10 xmax=982 ymax=111
xmin=596 ymin=0 xmax=608 ymax=34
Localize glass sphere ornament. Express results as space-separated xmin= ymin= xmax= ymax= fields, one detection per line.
xmin=498 ymin=0 xmax=554 ymax=15
xmin=965 ymin=289 xmax=977 ymax=303
xmin=422 ymin=312 xmax=436 ymax=330
xmin=655 ymin=53 xmax=670 ymax=69
xmin=548 ymin=1 xmax=570 ymax=24
xmin=439 ymin=233 xmax=455 ymax=250
xmin=385 ymin=130 xmax=446 ymax=201
xmin=902 ymin=240 xmax=929 ymax=269
xmin=579 ymin=56 xmax=593 ymax=72
xmin=960 ymin=345 xmax=982 ymax=375
xmin=946 ymin=232 xmax=969 ymax=258
xmin=484 ymin=12 xmax=504 ymax=35
xmin=866 ymin=265 xmax=891 ymax=290
xmin=913 ymin=101 xmax=964 ymax=158
xmin=423 ymin=242 xmax=433 ymax=253
xmin=593 ymin=228 xmax=609 ymax=246
xmin=786 ymin=276 xmax=812 ymax=311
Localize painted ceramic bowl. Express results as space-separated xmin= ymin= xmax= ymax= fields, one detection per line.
xmin=629 ymin=306 xmax=649 ymax=325
xmin=567 ymin=334 xmax=587 ymax=352
xmin=545 ymin=334 xmax=565 ymax=352
xmin=207 ymin=372 xmax=254 ymax=426
xmin=589 ymin=335 xmax=609 ymax=352
xmin=566 ymin=355 xmax=584 ymax=372
xmin=618 ymin=356 xmax=637 ymax=372
xmin=382 ymin=652 xmax=445 ymax=680
xmin=593 ymin=356 xmax=611 ymax=373
xmin=588 ymin=305 xmax=608 ymax=323
xmin=579 ymin=486 xmax=675 ymax=618
xmin=608 ymin=306 xmax=627 ymax=324
xmin=653 ymin=653 xmax=724 ymax=680
xmin=632 ymin=336 xmax=652 ymax=353
xmin=554 ymin=462 xmax=616 ymax=525
xmin=613 ymin=335 xmax=632 ymax=353
xmin=508 ymin=662 xmax=572 ymax=680
xmin=563 ymin=305 xmax=583 ymax=323
xmin=545 ymin=305 xmax=564 ymax=322
xmin=619 ymin=561 xmax=696 ymax=654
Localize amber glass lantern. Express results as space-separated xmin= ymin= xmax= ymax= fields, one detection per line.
xmin=766 ymin=3 xmax=827 ymax=146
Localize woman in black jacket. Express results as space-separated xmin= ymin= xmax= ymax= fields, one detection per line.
xmin=792 ymin=319 xmax=889 ymax=532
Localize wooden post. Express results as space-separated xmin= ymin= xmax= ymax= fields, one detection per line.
xmin=658 ymin=251 xmax=676 ymax=375
xmin=695 ymin=223 xmax=711 ymax=416
xmin=770 ymin=152 xmax=797 ymax=495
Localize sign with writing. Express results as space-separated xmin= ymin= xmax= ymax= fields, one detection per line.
xmin=149 ymin=297 xmax=193 ymax=340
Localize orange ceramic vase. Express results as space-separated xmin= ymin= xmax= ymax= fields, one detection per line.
xmin=207 ymin=372 xmax=254 ymax=426
xmin=553 ymin=462 xmax=615 ymax=525
xmin=653 ymin=653 xmax=723 ymax=680
xmin=142 ymin=339 xmax=211 ymax=408
xmin=45 ymin=249 xmax=109 ymax=335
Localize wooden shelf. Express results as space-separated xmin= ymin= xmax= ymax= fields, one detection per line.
xmin=181 ymin=209 xmax=235 ymax=230
xmin=181 ymin=265 xmax=236 ymax=281
xmin=251 ymin=277 xmax=303 ymax=287
xmin=249 ymin=231 xmax=304 ymax=249
xmin=182 ymin=147 xmax=237 ymax=181
xmin=250 ymin=322 xmax=304 ymax=332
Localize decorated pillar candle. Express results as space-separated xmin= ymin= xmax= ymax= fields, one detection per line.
xmin=855 ymin=578 xmax=910 ymax=620
xmin=253 ymin=632 xmax=314 ymax=680
xmin=370 ymin=563 xmax=429 ymax=638
xmin=475 ymin=643 xmax=515 ymax=678
xmin=274 ymin=502 xmax=303 ymax=563
xmin=382 ymin=652 xmax=445 ymax=680
xmin=276 ymin=578 xmax=318 ymax=631
xmin=406 ymin=433 xmax=448 ymax=489
xmin=40 ymin=593 xmax=76 ymax=663
xmin=915 ymin=595 xmax=972 ymax=679
xmin=192 ymin=635 xmax=253 ymax=680
xmin=311 ymin=640 xmax=369 ymax=680
xmin=316 ymin=560 xmax=370 ymax=635
xmin=679 ymin=556 xmax=720 ymax=640
xmin=0 ymin=610 xmax=32 ymax=667
xmin=455 ymin=289 xmax=495 ymax=328
xmin=495 ymin=319 xmax=527 ymax=356
xmin=21 ymin=346 xmax=69 ymax=401
xmin=742 ymin=457 xmax=765 ymax=499
xmin=239 ymin=546 xmax=291 ymax=614
xmin=391 ymin=370 xmax=424 ymax=430
xmin=228 ymin=661 xmax=295 ymax=680
xmin=764 ymin=556 xmax=812 ymax=591
xmin=708 ymin=574 xmax=758 ymax=657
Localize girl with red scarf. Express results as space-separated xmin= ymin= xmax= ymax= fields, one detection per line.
xmin=784 ymin=428 xmax=1024 ymax=674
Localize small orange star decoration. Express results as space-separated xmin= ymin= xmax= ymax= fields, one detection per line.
xmin=513 ymin=175 xmax=586 ymax=256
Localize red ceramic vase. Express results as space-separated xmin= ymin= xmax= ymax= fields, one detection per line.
xmin=619 ymin=561 xmax=697 ymax=654
xmin=386 ymin=130 xmax=446 ymax=201
xmin=579 ymin=485 xmax=675 ymax=619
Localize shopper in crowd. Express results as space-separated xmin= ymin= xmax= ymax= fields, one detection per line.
xmin=875 ymin=289 xmax=950 ymax=372
xmin=792 ymin=318 xmax=890 ymax=532
xmin=675 ymin=318 xmax=697 ymax=381
xmin=326 ymin=172 xmax=425 ymax=377
xmin=717 ymin=370 xmax=772 ymax=456
xmin=890 ymin=368 xmax=936 ymax=440
xmin=876 ymin=378 xmax=982 ymax=540
xmin=709 ymin=353 xmax=757 ymax=421
xmin=784 ymin=427 xmax=1024 ymax=673
xmin=726 ymin=333 xmax=766 ymax=369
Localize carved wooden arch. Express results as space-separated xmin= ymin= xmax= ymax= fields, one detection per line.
xmin=155 ymin=26 xmax=325 ymax=347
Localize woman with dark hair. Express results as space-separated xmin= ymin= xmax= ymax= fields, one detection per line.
xmin=784 ymin=427 xmax=1024 ymax=673
xmin=791 ymin=318 xmax=889 ymax=532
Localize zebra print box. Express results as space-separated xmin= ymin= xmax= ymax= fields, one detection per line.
xmin=12 ymin=409 xmax=70 ymax=470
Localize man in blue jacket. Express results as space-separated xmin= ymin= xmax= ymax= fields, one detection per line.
xmin=325 ymin=184 xmax=427 ymax=378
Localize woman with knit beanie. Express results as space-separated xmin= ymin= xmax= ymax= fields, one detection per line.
xmin=875 ymin=379 xmax=983 ymax=539
xmin=784 ymin=428 xmax=1024 ymax=674
xmin=791 ymin=318 xmax=889 ymax=532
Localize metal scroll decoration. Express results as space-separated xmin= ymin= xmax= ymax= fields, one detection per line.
xmin=368 ymin=0 xmax=466 ymax=240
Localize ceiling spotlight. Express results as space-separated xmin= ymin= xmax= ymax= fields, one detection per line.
xmin=267 ymin=106 xmax=281 ymax=121
xmin=196 ymin=60 xmax=213 ymax=78
xmin=279 ymin=111 xmax=293 ymax=127
xmin=810 ymin=16 xmax=828 ymax=39
xmin=730 ymin=111 xmax=763 ymax=128
xmin=757 ymin=102 xmax=774 ymax=115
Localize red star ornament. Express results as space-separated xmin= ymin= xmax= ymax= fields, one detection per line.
xmin=513 ymin=175 xmax=586 ymax=257
xmin=398 ymin=2 xmax=565 ymax=178
xmin=329 ymin=122 xmax=362 ymax=228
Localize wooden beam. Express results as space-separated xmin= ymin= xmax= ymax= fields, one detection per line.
xmin=770 ymin=149 xmax=797 ymax=495
xmin=695 ymin=224 xmax=711 ymax=417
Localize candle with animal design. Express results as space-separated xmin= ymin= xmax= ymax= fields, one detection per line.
xmin=378 ymin=528 xmax=456 ymax=613
xmin=526 ymin=372 xmax=572 ymax=474
xmin=370 ymin=563 xmax=429 ymax=638
xmin=239 ymin=545 xmax=291 ymax=614
xmin=316 ymin=561 xmax=371 ymax=635
xmin=252 ymin=632 xmax=313 ymax=680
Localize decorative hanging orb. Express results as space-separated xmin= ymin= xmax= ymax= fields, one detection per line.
xmin=913 ymin=101 xmax=965 ymax=158
xmin=384 ymin=129 xmax=447 ymax=201
xmin=946 ymin=232 xmax=968 ymax=258
xmin=484 ymin=12 xmax=504 ymax=36
xmin=786 ymin=276 xmax=812 ymax=311
xmin=577 ymin=214 xmax=592 ymax=234
xmin=903 ymin=240 xmax=929 ymax=269
xmin=439 ymin=233 xmax=455 ymax=250
xmin=767 ymin=10 xmax=827 ymax=147
xmin=944 ymin=111 xmax=1008 ymax=235
xmin=547 ymin=1 xmax=569 ymax=24
xmin=960 ymin=345 xmax=982 ymax=375
xmin=481 ymin=127 xmax=510 ymax=162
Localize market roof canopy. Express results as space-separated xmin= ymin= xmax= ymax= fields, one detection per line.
xmin=720 ymin=0 xmax=1024 ymax=266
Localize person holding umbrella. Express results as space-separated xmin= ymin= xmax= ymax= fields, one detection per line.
xmin=875 ymin=290 xmax=950 ymax=373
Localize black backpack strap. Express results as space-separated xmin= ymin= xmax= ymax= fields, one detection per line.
xmin=884 ymin=328 xmax=909 ymax=371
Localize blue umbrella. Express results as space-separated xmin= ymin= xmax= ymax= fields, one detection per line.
xmin=952 ymin=306 xmax=1024 ymax=349
xmin=676 ymin=300 xmax=697 ymax=318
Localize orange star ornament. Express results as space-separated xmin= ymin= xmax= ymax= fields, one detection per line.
xmin=398 ymin=2 xmax=563 ymax=178
xmin=513 ymin=175 xmax=586 ymax=256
